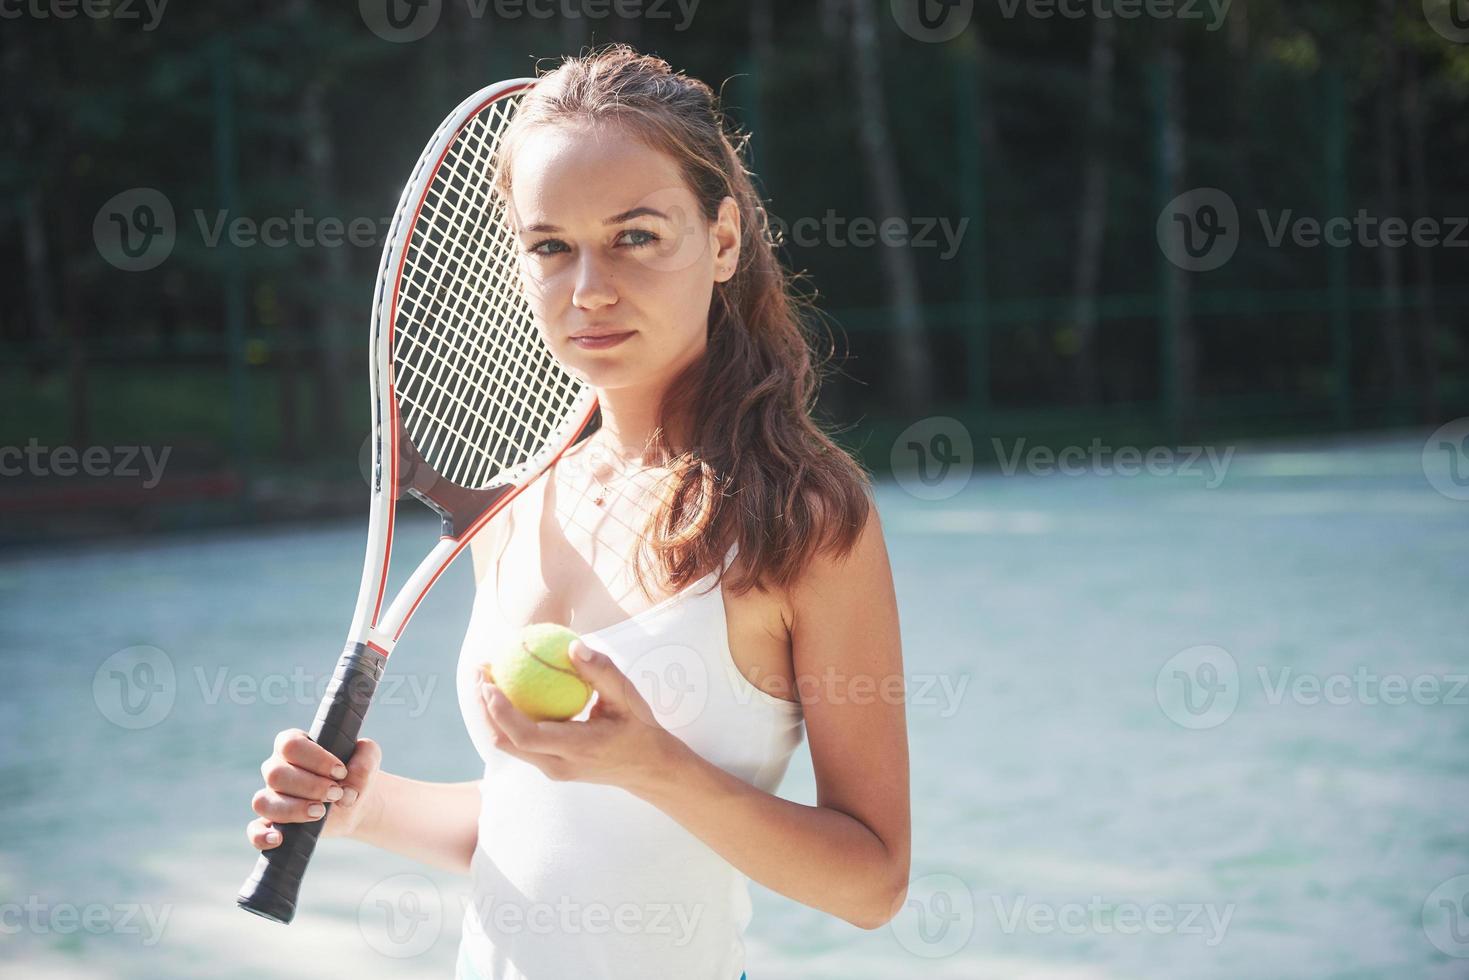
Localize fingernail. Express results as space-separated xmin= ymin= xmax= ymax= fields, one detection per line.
xmin=342 ymin=787 xmax=358 ymax=807
xmin=308 ymin=803 xmax=326 ymax=818
xmin=266 ymin=830 xmax=280 ymax=844
xmin=331 ymin=764 xmax=348 ymax=780
xmin=325 ymin=785 xmax=343 ymax=802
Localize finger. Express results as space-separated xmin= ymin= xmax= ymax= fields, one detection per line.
xmin=276 ymin=729 xmax=349 ymax=781
xmin=568 ymin=641 xmax=655 ymax=724
xmin=481 ymin=681 xmax=559 ymax=751
xmin=481 ymin=684 xmax=567 ymax=761
xmin=261 ymin=757 xmax=341 ymax=803
xmin=252 ymin=787 xmax=330 ymax=824
xmin=338 ymin=737 xmax=382 ymax=809
xmin=247 ymin=818 xmax=283 ymax=851
xmin=567 ymin=641 xmax=626 ymax=704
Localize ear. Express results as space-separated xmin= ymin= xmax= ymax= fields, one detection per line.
xmin=711 ymin=195 xmax=741 ymax=283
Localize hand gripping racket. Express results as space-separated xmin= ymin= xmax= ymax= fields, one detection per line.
xmin=237 ymin=78 xmax=596 ymax=924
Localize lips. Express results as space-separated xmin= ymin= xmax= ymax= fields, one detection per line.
xmin=567 ymin=327 xmax=631 ymax=339
xmin=568 ymin=328 xmax=635 ymax=351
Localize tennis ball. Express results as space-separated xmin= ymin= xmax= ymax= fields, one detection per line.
xmin=481 ymin=623 xmax=592 ymax=721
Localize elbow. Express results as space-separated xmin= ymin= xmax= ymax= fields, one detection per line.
xmin=849 ymin=871 xmax=910 ymax=931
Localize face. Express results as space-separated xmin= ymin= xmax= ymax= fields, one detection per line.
xmin=506 ymin=121 xmax=741 ymax=393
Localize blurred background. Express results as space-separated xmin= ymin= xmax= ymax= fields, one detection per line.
xmin=2 ymin=1 xmax=1468 ymax=978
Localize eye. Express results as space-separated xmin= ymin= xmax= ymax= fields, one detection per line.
xmin=617 ymin=228 xmax=660 ymax=248
xmin=526 ymin=238 xmax=569 ymax=257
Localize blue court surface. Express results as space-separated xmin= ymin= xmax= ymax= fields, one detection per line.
xmin=1 ymin=431 xmax=1465 ymax=978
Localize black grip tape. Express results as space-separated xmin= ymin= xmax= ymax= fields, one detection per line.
xmin=236 ymin=642 xmax=386 ymax=924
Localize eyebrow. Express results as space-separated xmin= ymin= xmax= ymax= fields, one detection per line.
xmin=520 ymin=206 xmax=670 ymax=234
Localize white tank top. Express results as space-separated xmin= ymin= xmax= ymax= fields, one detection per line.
xmin=453 ymin=533 xmax=805 ymax=979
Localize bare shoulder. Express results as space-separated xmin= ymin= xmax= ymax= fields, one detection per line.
xmin=788 ymin=494 xmax=893 ymax=618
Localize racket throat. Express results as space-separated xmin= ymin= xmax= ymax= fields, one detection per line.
xmin=405 ymin=483 xmax=505 ymax=540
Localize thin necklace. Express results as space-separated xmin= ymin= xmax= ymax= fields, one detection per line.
xmin=587 ymin=437 xmax=650 ymax=508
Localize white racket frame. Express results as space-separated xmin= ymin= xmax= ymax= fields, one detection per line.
xmin=346 ymin=77 xmax=597 ymax=659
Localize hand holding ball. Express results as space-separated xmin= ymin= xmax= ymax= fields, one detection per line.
xmin=481 ymin=623 xmax=593 ymax=721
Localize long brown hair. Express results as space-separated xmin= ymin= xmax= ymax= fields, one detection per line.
xmin=493 ymin=45 xmax=870 ymax=596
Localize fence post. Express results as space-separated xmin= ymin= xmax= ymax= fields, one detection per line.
xmin=954 ymin=43 xmax=988 ymax=419
xmin=212 ymin=37 xmax=251 ymax=515
xmin=1150 ymin=56 xmax=1183 ymax=446
xmin=1324 ymin=66 xmax=1351 ymax=429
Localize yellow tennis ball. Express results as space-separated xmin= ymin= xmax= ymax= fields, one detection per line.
xmin=481 ymin=623 xmax=592 ymax=721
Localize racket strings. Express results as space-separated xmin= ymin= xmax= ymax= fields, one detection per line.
xmin=400 ymin=110 xmax=530 ymax=476
xmin=393 ymin=97 xmax=588 ymax=490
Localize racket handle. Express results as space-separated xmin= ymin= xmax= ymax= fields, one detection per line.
xmin=236 ymin=642 xmax=386 ymax=924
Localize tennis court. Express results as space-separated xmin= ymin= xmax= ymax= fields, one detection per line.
xmin=3 ymin=431 xmax=1464 ymax=978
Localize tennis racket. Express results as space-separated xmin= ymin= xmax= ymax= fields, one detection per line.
xmin=236 ymin=77 xmax=597 ymax=924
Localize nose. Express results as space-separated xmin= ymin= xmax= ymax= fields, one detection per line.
xmin=571 ymin=250 xmax=618 ymax=311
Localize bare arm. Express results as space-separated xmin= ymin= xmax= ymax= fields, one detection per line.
xmin=629 ymin=504 xmax=911 ymax=928
xmin=351 ymin=773 xmax=482 ymax=875
xmin=249 ymin=734 xmax=483 ymax=877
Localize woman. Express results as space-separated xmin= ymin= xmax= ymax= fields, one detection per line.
xmin=247 ymin=45 xmax=910 ymax=979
